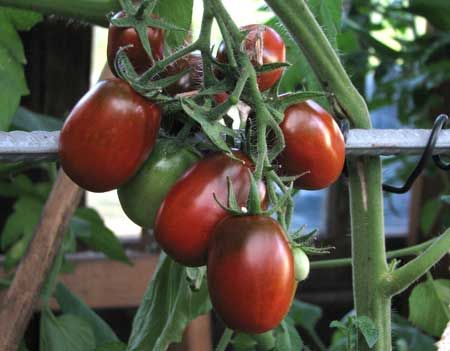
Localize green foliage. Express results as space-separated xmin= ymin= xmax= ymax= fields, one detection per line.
xmin=0 ymin=7 xmax=41 ymax=130
xmin=153 ymin=0 xmax=193 ymax=47
xmin=274 ymin=320 xmax=304 ymax=350
xmin=391 ymin=314 xmax=436 ymax=351
xmin=11 ymin=107 xmax=63 ymax=131
xmin=231 ymin=299 xmax=323 ymax=351
xmin=409 ymin=278 xmax=450 ymax=337
xmin=54 ymin=283 xmax=119 ymax=346
xmin=420 ymin=198 xmax=443 ymax=235
xmin=262 ymin=0 xmax=340 ymax=108
xmin=39 ymin=309 xmax=96 ymax=351
xmin=70 ymin=208 xmax=131 ymax=264
xmin=96 ymin=342 xmax=127 ymax=351
xmin=0 ymin=195 xmax=43 ymax=270
xmin=330 ymin=313 xmax=378 ymax=350
xmin=127 ymin=254 xmax=211 ymax=351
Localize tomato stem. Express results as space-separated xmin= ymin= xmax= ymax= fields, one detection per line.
xmin=381 ymin=227 xmax=450 ymax=296
xmin=0 ymin=0 xmax=120 ymax=26
xmin=262 ymin=1 xmax=390 ymax=350
xmin=215 ymin=327 xmax=233 ymax=351
xmin=263 ymin=0 xmax=371 ymax=129
xmin=310 ymin=236 xmax=439 ymax=269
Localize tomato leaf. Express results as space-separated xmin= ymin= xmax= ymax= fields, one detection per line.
xmin=420 ymin=198 xmax=442 ymax=235
xmin=275 ymin=319 xmax=303 ymax=351
xmin=153 ymin=0 xmax=193 ymax=47
xmin=96 ymin=342 xmax=127 ymax=351
xmin=0 ymin=7 xmax=42 ymax=131
xmin=11 ymin=107 xmax=62 ymax=131
xmin=181 ymin=99 xmax=237 ymax=154
xmin=288 ymin=299 xmax=322 ymax=331
xmin=307 ymin=0 xmax=342 ymax=48
xmin=40 ymin=310 xmax=96 ymax=351
xmin=1 ymin=196 xmax=43 ymax=270
xmin=409 ymin=279 xmax=450 ymax=337
xmin=353 ymin=316 xmax=378 ymax=348
xmin=127 ymin=254 xmax=211 ymax=351
xmin=391 ymin=314 xmax=436 ymax=351
xmin=54 ymin=283 xmax=119 ymax=346
xmin=232 ymin=333 xmax=257 ymax=351
xmin=70 ymin=208 xmax=131 ymax=265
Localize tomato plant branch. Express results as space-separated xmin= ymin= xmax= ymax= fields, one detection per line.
xmin=382 ymin=227 xmax=450 ymax=297
xmin=263 ymin=0 xmax=371 ymax=129
xmin=198 ymin=0 xmax=216 ymax=87
xmin=215 ymin=328 xmax=233 ymax=351
xmin=0 ymin=0 xmax=120 ymax=26
xmin=310 ymin=236 xmax=437 ymax=269
xmin=263 ymin=1 xmax=390 ymax=349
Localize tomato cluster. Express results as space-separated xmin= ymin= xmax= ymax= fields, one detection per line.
xmin=59 ymin=10 xmax=345 ymax=335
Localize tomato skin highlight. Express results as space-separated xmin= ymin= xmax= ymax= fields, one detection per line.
xmin=216 ymin=24 xmax=286 ymax=91
xmin=107 ymin=10 xmax=164 ymax=76
xmin=278 ymin=100 xmax=345 ymax=190
xmin=118 ymin=140 xmax=200 ymax=228
xmin=154 ymin=152 xmax=266 ymax=267
xmin=59 ymin=79 xmax=161 ymax=192
xmin=207 ymin=215 xmax=296 ymax=333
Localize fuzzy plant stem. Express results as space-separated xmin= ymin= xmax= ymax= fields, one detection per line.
xmin=310 ymin=236 xmax=439 ymax=269
xmin=0 ymin=0 xmax=120 ymax=26
xmin=262 ymin=1 xmax=390 ymax=350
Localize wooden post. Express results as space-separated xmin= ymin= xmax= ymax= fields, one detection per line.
xmin=0 ymin=171 xmax=83 ymax=351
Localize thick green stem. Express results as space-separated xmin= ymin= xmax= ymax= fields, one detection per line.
xmin=382 ymin=228 xmax=450 ymax=296
xmin=264 ymin=0 xmax=370 ymax=128
xmin=0 ymin=0 xmax=120 ymax=26
xmin=264 ymin=1 xmax=391 ymax=349
xmin=198 ymin=0 xmax=216 ymax=87
xmin=310 ymin=237 xmax=437 ymax=269
xmin=348 ymin=157 xmax=390 ymax=351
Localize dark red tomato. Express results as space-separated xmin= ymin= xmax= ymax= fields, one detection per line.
xmin=107 ymin=11 xmax=164 ymax=76
xmin=59 ymin=79 xmax=161 ymax=192
xmin=278 ymin=100 xmax=345 ymax=190
xmin=207 ymin=215 xmax=296 ymax=333
xmin=162 ymin=54 xmax=204 ymax=96
xmin=216 ymin=24 xmax=286 ymax=91
xmin=154 ymin=152 xmax=266 ymax=267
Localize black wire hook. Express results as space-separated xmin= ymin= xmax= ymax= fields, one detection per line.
xmin=382 ymin=114 xmax=449 ymax=194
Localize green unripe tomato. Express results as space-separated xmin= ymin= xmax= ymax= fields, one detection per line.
xmin=292 ymin=247 xmax=310 ymax=282
xmin=118 ymin=139 xmax=200 ymax=228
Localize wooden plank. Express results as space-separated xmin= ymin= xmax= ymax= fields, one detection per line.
xmin=58 ymin=252 xmax=159 ymax=309
xmin=0 ymin=170 xmax=83 ymax=351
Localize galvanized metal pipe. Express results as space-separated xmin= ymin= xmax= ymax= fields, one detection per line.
xmin=0 ymin=129 xmax=450 ymax=162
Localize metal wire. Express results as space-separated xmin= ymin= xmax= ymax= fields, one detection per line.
xmin=382 ymin=114 xmax=449 ymax=194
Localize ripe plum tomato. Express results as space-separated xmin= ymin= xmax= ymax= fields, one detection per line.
xmin=161 ymin=54 xmax=204 ymax=96
xmin=207 ymin=215 xmax=296 ymax=333
xmin=118 ymin=140 xmax=200 ymax=228
xmin=278 ymin=100 xmax=345 ymax=190
xmin=107 ymin=10 xmax=164 ymax=76
xmin=216 ymin=24 xmax=286 ymax=91
xmin=154 ymin=152 xmax=266 ymax=267
xmin=59 ymin=79 xmax=161 ymax=192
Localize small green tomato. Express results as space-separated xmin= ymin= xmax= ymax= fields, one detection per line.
xmin=292 ymin=247 xmax=310 ymax=282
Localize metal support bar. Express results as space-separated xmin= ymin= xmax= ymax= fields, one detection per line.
xmin=0 ymin=129 xmax=450 ymax=162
